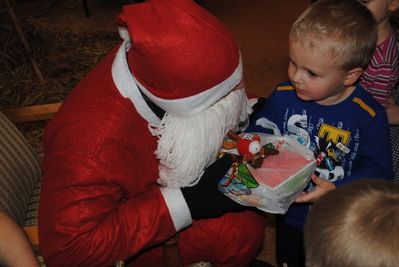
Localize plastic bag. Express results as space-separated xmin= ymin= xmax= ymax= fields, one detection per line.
xmin=218 ymin=132 xmax=316 ymax=214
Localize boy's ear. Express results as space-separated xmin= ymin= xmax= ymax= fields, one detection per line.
xmin=389 ymin=0 xmax=399 ymax=12
xmin=343 ymin=67 xmax=363 ymax=86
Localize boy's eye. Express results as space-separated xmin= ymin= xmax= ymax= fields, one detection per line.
xmin=359 ymin=0 xmax=371 ymax=4
xmin=307 ymin=70 xmax=318 ymax=77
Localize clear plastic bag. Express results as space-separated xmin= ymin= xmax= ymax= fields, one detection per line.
xmin=218 ymin=132 xmax=316 ymax=214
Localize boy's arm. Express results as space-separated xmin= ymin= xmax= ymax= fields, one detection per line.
xmin=297 ymin=104 xmax=393 ymax=203
xmin=336 ymin=108 xmax=393 ymax=186
xmin=246 ymin=89 xmax=280 ymax=133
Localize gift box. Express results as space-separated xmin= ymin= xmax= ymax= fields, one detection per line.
xmin=218 ymin=132 xmax=316 ymax=214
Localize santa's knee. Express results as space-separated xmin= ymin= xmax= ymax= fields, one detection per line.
xmin=214 ymin=211 xmax=265 ymax=258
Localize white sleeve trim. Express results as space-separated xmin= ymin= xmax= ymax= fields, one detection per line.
xmin=160 ymin=187 xmax=192 ymax=231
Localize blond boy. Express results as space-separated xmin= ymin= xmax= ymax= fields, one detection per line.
xmin=305 ymin=179 xmax=399 ymax=267
xmin=246 ymin=0 xmax=393 ymax=266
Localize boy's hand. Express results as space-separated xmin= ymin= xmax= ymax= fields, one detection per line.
xmin=295 ymin=174 xmax=335 ymax=203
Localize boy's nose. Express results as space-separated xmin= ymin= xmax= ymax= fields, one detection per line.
xmin=292 ymin=70 xmax=303 ymax=85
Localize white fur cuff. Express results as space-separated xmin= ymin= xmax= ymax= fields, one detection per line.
xmin=160 ymin=187 xmax=192 ymax=231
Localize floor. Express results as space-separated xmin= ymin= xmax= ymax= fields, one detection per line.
xmin=12 ymin=0 xmax=311 ymax=265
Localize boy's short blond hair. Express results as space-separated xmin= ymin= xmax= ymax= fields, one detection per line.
xmin=290 ymin=0 xmax=377 ymax=71
xmin=305 ymin=179 xmax=399 ymax=267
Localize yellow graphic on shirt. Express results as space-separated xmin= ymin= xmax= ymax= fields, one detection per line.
xmin=318 ymin=124 xmax=350 ymax=145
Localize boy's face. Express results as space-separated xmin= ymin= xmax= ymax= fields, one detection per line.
xmin=288 ymin=39 xmax=354 ymax=105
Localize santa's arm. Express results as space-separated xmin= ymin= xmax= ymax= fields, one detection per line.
xmin=39 ymin=152 xmax=188 ymax=267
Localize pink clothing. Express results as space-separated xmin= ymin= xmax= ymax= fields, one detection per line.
xmin=360 ymin=30 xmax=399 ymax=104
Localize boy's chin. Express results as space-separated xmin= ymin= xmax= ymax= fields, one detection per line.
xmin=295 ymin=91 xmax=314 ymax=102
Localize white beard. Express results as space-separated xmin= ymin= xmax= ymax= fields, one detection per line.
xmin=149 ymin=89 xmax=251 ymax=188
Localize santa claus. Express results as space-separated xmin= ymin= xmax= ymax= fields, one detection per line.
xmin=39 ymin=0 xmax=266 ymax=266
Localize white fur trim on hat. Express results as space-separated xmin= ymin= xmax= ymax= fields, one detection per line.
xmin=135 ymin=58 xmax=243 ymax=117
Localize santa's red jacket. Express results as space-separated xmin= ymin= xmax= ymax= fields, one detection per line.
xmin=38 ymin=42 xmax=265 ymax=267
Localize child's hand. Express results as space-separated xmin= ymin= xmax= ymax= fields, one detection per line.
xmin=386 ymin=95 xmax=395 ymax=104
xmin=384 ymin=102 xmax=399 ymax=125
xmin=295 ymin=174 xmax=335 ymax=203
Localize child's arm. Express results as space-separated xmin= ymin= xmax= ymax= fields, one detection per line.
xmin=338 ymin=107 xmax=393 ymax=184
xmin=384 ymin=97 xmax=399 ymax=125
xmin=361 ymin=59 xmax=398 ymax=105
xmin=0 ymin=211 xmax=39 ymax=267
xmin=295 ymin=174 xmax=336 ymax=203
xmin=246 ymin=89 xmax=280 ymax=134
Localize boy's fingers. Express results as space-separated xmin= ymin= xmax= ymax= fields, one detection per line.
xmin=295 ymin=174 xmax=335 ymax=203
xmin=313 ymin=174 xmax=336 ymax=191
xmin=311 ymin=174 xmax=321 ymax=184
xmin=295 ymin=192 xmax=310 ymax=203
xmin=295 ymin=191 xmax=317 ymax=203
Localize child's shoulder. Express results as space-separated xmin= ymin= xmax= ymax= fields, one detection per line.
xmin=275 ymin=81 xmax=295 ymax=92
xmin=349 ymin=84 xmax=385 ymax=118
xmin=271 ymin=81 xmax=297 ymax=99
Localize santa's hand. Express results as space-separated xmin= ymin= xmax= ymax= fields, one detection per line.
xmin=181 ymin=154 xmax=246 ymax=220
xmin=295 ymin=174 xmax=336 ymax=203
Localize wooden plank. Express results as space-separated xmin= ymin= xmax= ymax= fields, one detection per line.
xmin=2 ymin=102 xmax=62 ymax=123
xmin=23 ymin=225 xmax=39 ymax=246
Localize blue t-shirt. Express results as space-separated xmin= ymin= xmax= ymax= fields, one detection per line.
xmin=247 ymin=81 xmax=393 ymax=229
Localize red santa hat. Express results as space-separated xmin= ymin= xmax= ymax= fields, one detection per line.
xmin=117 ymin=0 xmax=243 ymax=117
